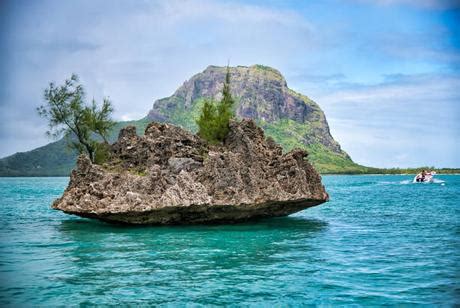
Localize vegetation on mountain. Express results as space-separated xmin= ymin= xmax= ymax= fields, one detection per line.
xmin=0 ymin=118 xmax=151 ymax=176
xmin=1 ymin=65 xmax=458 ymax=176
xmin=37 ymin=74 xmax=115 ymax=163
xmin=149 ymin=65 xmax=354 ymax=173
xmin=259 ymin=119 xmax=363 ymax=173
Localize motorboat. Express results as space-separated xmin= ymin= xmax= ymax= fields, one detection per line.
xmin=413 ymin=171 xmax=436 ymax=183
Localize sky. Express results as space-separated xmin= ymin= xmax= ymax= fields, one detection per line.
xmin=1 ymin=0 xmax=459 ymax=168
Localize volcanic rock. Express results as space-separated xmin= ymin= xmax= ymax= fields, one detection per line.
xmin=52 ymin=120 xmax=329 ymax=225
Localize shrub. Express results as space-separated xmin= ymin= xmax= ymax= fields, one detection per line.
xmin=197 ymin=66 xmax=235 ymax=143
xmin=196 ymin=99 xmax=219 ymax=143
xmin=93 ymin=142 xmax=111 ymax=165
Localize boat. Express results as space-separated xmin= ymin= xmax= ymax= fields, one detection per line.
xmin=413 ymin=171 xmax=436 ymax=183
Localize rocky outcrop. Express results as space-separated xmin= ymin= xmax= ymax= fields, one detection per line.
xmin=52 ymin=120 xmax=329 ymax=225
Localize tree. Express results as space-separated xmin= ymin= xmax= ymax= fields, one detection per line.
xmin=84 ymin=98 xmax=114 ymax=144
xmin=196 ymin=99 xmax=218 ymax=143
xmin=215 ymin=65 xmax=235 ymax=141
xmin=197 ymin=66 xmax=235 ymax=143
xmin=37 ymin=74 xmax=115 ymax=163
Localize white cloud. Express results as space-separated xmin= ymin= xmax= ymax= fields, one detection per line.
xmin=351 ymin=0 xmax=460 ymax=9
xmin=309 ymin=73 xmax=460 ymax=167
xmin=1 ymin=0 xmax=459 ymax=168
xmin=319 ymin=74 xmax=460 ymax=104
xmin=0 ymin=0 xmax=314 ymax=157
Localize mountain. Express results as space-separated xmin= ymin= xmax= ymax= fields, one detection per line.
xmin=0 ymin=65 xmax=366 ymax=176
xmin=148 ymin=65 xmax=362 ymax=173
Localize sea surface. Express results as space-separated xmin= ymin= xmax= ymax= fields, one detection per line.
xmin=0 ymin=175 xmax=458 ymax=306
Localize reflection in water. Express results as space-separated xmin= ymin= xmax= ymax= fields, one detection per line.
xmin=58 ymin=216 xmax=328 ymax=233
xmin=55 ymin=217 xmax=328 ymax=303
xmin=57 ymin=217 xmax=328 ymax=264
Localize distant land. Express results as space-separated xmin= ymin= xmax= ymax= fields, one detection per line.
xmin=0 ymin=65 xmax=458 ymax=176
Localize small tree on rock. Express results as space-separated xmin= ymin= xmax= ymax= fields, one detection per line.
xmin=37 ymin=74 xmax=115 ymax=163
xmin=196 ymin=99 xmax=218 ymax=143
xmin=197 ymin=66 xmax=235 ymax=143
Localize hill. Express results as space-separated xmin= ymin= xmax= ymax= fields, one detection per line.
xmin=0 ymin=65 xmax=379 ymax=176
xmin=148 ymin=65 xmax=364 ymax=173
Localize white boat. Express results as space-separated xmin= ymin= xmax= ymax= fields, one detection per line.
xmin=413 ymin=171 xmax=436 ymax=183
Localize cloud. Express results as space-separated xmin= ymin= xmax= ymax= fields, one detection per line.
xmin=0 ymin=0 xmax=314 ymax=158
xmin=351 ymin=0 xmax=460 ymax=10
xmin=319 ymin=73 xmax=460 ymax=104
xmin=0 ymin=0 xmax=458 ymax=168
xmin=375 ymin=31 xmax=460 ymax=67
xmin=308 ymin=73 xmax=460 ymax=167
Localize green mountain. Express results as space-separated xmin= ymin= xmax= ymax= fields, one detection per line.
xmin=0 ymin=65 xmax=367 ymax=176
xmin=148 ymin=65 xmax=364 ymax=173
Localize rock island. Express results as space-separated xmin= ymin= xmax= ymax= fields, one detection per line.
xmin=53 ymin=119 xmax=329 ymax=224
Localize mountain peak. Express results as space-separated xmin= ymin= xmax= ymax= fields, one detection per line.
xmin=0 ymin=65 xmax=361 ymax=177
xmin=147 ymin=64 xmax=353 ymax=173
xmin=202 ymin=64 xmax=285 ymax=84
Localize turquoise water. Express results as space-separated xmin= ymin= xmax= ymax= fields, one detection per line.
xmin=0 ymin=175 xmax=458 ymax=305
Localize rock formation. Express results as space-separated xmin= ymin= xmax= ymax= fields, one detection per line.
xmin=0 ymin=64 xmax=361 ymax=177
xmin=52 ymin=120 xmax=329 ymax=225
xmin=149 ymin=65 xmax=345 ymax=154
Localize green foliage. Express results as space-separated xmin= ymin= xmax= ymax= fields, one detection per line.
xmin=196 ymin=66 xmax=235 ymax=143
xmin=108 ymin=117 xmax=151 ymax=140
xmin=5 ymin=67 xmax=459 ymax=176
xmin=0 ymin=138 xmax=78 ymax=176
xmin=37 ymin=74 xmax=115 ymax=163
xmin=84 ymin=98 xmax=115 ymax=143
xmin=93 ymin=142 xmax=111 ymax=165
xmin=3 ymin=112 xmax=459 ymax=176
xmin=259 ymin=118 xmax=365 ymax=173
xmin=169 ymin=98 xmax=205 ymax=132
xmin=216 ymin=67 xmax=235 ymax=140
xmin=0 ymin=117 xmax=155 ymax=176
xmin=132 ymin=169 xmax=147 ymax=176
xmin=196 ymin=99 xmax=219 ymax=143
xmin=257 ymin=118 xmax=460 ymax=174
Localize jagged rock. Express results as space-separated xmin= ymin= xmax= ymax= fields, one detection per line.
xmin=52 ymin=120 xmax=329 ymax=225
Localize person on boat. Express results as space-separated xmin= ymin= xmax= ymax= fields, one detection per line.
xmin=416 ymin=170 xmax=426 ymax=182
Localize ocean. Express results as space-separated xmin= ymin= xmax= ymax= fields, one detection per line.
xmin=0 ymin=175 xmax=458 ymax=305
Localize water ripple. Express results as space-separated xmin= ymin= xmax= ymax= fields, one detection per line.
xmin=0 ymin=175 xmax=459 ymax=305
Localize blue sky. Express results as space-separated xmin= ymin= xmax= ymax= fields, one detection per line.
xmin=1 ymin=0 xmax=459 ymax=167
